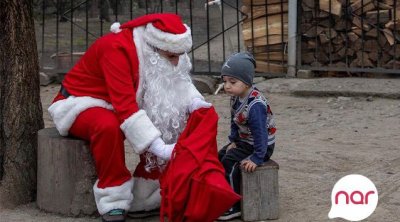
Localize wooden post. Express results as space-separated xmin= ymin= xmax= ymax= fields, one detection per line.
xmin=37 ymin=128 xmax=97 ymax=216
xmin=241 ymin=159 xmax=279 ymax=221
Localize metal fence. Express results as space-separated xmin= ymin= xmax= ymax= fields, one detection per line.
xmin=297 ymin=0 xmax=400 ymax=75
xmin=34 ymin=0 xmax=255 ymax=76
xmin=35 ymin=0 xmax=398 ymax=77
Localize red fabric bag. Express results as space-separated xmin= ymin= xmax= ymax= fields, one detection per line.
xmin=160 ymin=107 xmax=241 ymax=222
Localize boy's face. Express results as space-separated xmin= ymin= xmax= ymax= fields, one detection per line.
xmin=222 ymin=75 xmax=250 ymax=98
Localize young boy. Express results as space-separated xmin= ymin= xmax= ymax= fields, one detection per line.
xmin=218 ymin=52 xmax=276 ymax=221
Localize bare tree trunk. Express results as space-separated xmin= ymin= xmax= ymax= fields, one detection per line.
xmin=0 ymin=0 xmax=44 ymax=207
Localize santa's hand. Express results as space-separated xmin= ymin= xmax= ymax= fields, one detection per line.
xmin=189 ymin=97 xmax=212 ymax=113
xmin=148 ymin=137 xmax=175 ymax=160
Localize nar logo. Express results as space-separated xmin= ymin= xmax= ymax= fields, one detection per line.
xmin=328 ymin=174 xmax=378 ymax=221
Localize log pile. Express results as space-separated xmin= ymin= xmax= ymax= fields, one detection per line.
xmin=241 ymin=0 xmax=288 ymax=74
xmin=300 ymin=0 xmax=400 ymax=69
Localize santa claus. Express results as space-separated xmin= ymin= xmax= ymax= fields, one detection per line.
xmin=48 ymin=13 xmax=211 ymax=222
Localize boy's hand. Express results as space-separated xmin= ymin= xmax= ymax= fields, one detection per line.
xmin=227 ymin=142 xmax=237 ymax=150
xmin=241 ymin=159 xmax=257 ymax=173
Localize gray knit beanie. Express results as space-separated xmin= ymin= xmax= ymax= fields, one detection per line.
xmin=221 ymin=52 xmax=256 ymax=86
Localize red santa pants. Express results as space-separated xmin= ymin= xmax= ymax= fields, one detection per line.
xmin=69 ymin=107 xmax=132 ymax=188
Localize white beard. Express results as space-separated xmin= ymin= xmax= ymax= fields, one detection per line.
xmin=138 ymin=43 xmax=194 ymax=144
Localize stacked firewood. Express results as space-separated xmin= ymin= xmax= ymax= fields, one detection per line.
xmin=241 ymin=0 xmax=288 ymax=74
xmin=300 ymin=0 xmax=400 ymax=69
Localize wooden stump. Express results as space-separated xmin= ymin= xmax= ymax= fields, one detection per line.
xmin=37 ymin=128 xmax=97 ymax=216
xmin=241 ymin=159 xmax=279 ymax=221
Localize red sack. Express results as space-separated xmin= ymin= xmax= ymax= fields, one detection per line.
xmin=160 ymin=107 xmax=241 ymax=222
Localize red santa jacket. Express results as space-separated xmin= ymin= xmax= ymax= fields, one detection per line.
xmin=160 ymin=107 xmax=241 ymax=222
xmin=49 ymin=27 xmax=164 ymax=154
xmin=61 ymin=29 xmax=140 ymax=122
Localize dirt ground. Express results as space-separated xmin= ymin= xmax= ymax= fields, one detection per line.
xmin=0 ymin=78 xmax=399 ymax=221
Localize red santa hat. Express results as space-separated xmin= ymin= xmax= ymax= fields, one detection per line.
xmin=111 ymin=13 xmax=192 ymax=54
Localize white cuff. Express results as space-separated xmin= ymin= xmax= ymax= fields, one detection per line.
xmin=93 ymin=178 xmax=134 ymax=215
xmin=120 ymin=110 xmax=161 ymax=154
xmin=130 ymin=177 xmax=161 ymax=212
xmin=189 ymin=97 xmax=212 ymax=113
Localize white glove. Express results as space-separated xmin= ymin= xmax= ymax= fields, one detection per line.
xmin=189 ymin=97 xmax=212 ymax=113
xmin=148 ymin=137 xmax=175 ymax=160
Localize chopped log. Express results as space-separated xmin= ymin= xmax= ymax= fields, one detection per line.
xmin=368 ymin=51 xmax=378 ymax=62
xmin=316 ymin=49 xmax=330 ymax=63
xmin=37 ymin=128 xmax=97 ymax=216
xmin=254 ymin=52 xmax=287 ymax=62
xmin=242 ymin=14 xmax=288 ymax=40
xmin=242 ymin=3 xmax=288 ymax=21
xmin=255 ymin=61 xmax=286 ymax=74
xmin=363 ymin=39 xmax=380 ymax=52
xmin=347 ymin=48 xmax=355 ymax=57
xmin=332 ymin=34 xmax=345 ymax=45
xmin=316 ymin=10 xmax=331 ymax=19
xmin=365 ymin=10 xmax=391 ymax=25
xmin=388 ymin=44 xmax=400 ymax=58
xmin=302 ymin=0 xmax=316 ymax=10
xmin=308 ymin=40 xmax=317 ymax=49
xmin=241 ymin=160 xmax=279 ymax=221
xmin=330 ymin=61 xmax=347 ymax=67
xmin=385 ymin=21 xmax=400 ymax=30
xmin=369 ymin=51 xmax=392 ymax=63
xmin=250 ymin=44 xmax=284 ymax=54
xmin=310 ymin=61 xmax=323 ymax=67
xmin=319 ymin=33 xmax=330 ymax=44
xmin=352 ymin=38 xmax=363 ymax=51
xmin=302 ymin=52 xmax=316 ymax=64
xmin=384 ymin=59 xmax=400 ymax=69
xmin=242 ymin=0 xmax=287 ymax=6
xmin=394 ymin=6 xmax=400 ymax=21
xmin=352 ymin=15 xmax=372 ymax=31
xmin=335 ymin=19 xmax=353 ymax=31
xmin=325 ymin=28 xmax=338 ymax=39
xmin=330 ymin=52 xmax=344 ymax=62
xmin=378 ymin=33 xmax=390 ymax=48
xmin=352 ymin=27 xmax=363 ymax=36
xmin=245 ymin=34 xmax=288 ymax=47
xmin=337 ymin=46 xmax=347 ymax=57
xmin=366 ymin=28 xmax=378 ymax=37
xmin=318 ymin=19 xmax=334 ymax=28
xmin=348 ymin=31 xmax=360 ymax=41
xmin=381 ymin=0 xmax=394 ymax=5
xmin=377 ymin=2 xmax=393 ymax=10
xmin=382 ymin=28 xmax=395 ymax=45
xmin=302 ymin=11 xmax=315 ymax=23
xmin=350 ymin=51 xmax=374 ymax=67
xmin=351 ymin=0 xmax=376 ymax=15
xmin=303 ymin=25 xmax=325 ymax=38
xmin=319 ymin=0 xmax=342 ymax=16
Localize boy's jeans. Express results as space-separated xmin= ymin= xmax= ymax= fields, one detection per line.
xmin=218 ymin=141 xmax=275 ymax=212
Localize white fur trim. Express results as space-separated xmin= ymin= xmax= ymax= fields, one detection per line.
xmin=188 ymin=83 xmax=204 ymax=101
xmin=133 ymin=27 xmax=145 ymax=104
xmin=110 ymin=22 xmax=122 ymax=33
xmin=143 ymin=23 xmax=192 ymax=54
xmin=93 ymin=178 xmax=134 ymax=215
xmin=130 ymin=177 xmax=161 ymax=212
xmin=48 ymin=96 xmax=113 ymax=136
xmin=120 ymin=110 xmax=161 ymax=154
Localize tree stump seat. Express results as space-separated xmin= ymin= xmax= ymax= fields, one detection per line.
xmin=37 ymin=127 xmax=97 ymax=216
xmin=241 ymin=159 xmax=279 ymax=221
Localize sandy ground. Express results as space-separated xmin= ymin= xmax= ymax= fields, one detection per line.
xmin=0 ymin=78 xmax=399 ymax=221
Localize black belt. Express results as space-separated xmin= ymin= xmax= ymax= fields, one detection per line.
xmin=60 ymin=85 xmax=71 ymax=98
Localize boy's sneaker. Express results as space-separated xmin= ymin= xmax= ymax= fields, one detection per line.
xmin=102 ymin=209 xmax=126 ymax=222
xmin=217 ymin=209 xmax=241 ymax=221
